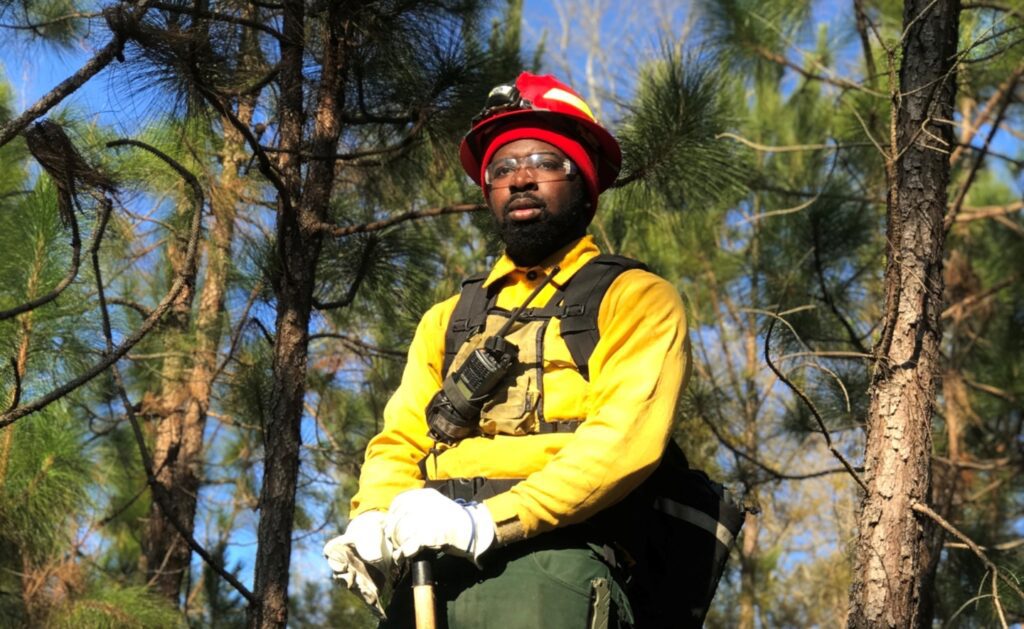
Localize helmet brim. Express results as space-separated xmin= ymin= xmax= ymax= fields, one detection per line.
xmin=459 ymin=109 xmax=622 ymax=192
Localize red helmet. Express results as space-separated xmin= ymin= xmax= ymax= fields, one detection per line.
xmin=459 ymin=72 xmax=622 ymax=192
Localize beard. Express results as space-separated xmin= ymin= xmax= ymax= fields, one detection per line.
xmin=493 ymin=186 xmax=591 ymax=267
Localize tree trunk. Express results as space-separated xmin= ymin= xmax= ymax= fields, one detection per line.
xmin=142 ymin=196 xmax=197 ymax=599
xmin=247 ymin=2 xmax=345 ymax=625
xmin=142 ymin=101 xmax=253 ymax=601
xmin=738 ymin=509 xmax=759 ymax=629
xmin=847 ymin=1 xmax=959 ymax=626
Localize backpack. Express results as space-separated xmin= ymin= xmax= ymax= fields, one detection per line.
xmin=443 ymin=254 xmax=745 ymax=627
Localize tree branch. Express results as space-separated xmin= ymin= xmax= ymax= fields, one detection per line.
xmin=309 ymin=332 xmax=405 ymax=360
xmin=0 ymin=11 xmax=102 ymax=30
xmin=313 ymin=237 xmax=377 ymax=310
xmin=752 ymin=45 xmax=886 ymax=97
xmin=912 ymin=501 xmax=1024 ymax=627
xmin=954 ymin=201 xmax=1024 ymax=223
xmin=0 ymin=139 xmax=203 ymax=428
xmin=944 ymin=84 xmax=1016 ymax=231
xmin=315 ymin=203 xmax=485 ymax=237
xmin=148 ymin=1 xmax=284 ymax=39
xmin=941 ymin=276 xmax=1016 ymax=320
xmin=190 ymin=81 xmax=291 ymax=211
xmin=108 ymin=343 xmax=256 ymax=603
xmin=0 ymin=192 xmax=82 ymax=321
xmin=716 ymin=133 xmax=874 ymax=153
xmin=105 ymin=298 xmax=155 ymax=319
xmin=697 ymin=412 xmax=858 ymax=484
xmin=0 ymin=1 xmax=153 ymax=148
xmin=212 ymin=282 xmax=264 ymax=382
xmin=763 ymin=311 xmax=869 ymax=492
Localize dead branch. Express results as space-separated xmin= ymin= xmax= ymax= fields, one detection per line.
xmin=315 ymin=203 xmax=485 ymax=237
xmin=962 ymin=2 xmax=1016 ymax=11
xmin=963 ymin=378 xmax=1017 ymax=402
xmin=0 ymin=1 xmax=153 ymax=148
xmin=812 ymin=239 xmax=872 ymax=355
xmin=0 ymin=11 xmax=102 ymax=31
xmin=933 ymin=455 xmax=1014 ymax=470
xmin=944 ymin=80 xmax=1017 ymax=231
xmin=955 ymin=142 xmax=1024 ymax=168
xmin=763 ymin=312 xmax=869 ymax=493
xmin=912 ymin=502 xmax=1024 ymax=627
xmin=751 ymin=45 xmax=886 ymax=97
xmin=716 ymin=133 xmax=874 ymax=153
xmin=262 ymin=113 xmax=429 ymax=162
xmin=697 ymin=412 xmax=858 ymax=484
xmin=80 ymin=169 xmax=252 ymax=602
xmin=309 ymin=332 xmax=406 ymax=360
xmin=189 ymin=81 xmax=291 ymax=210
xmin=106 ymin=298 xmax=155 ymax=319
xmin=946 ymin=538 xmax=1024 ymax=552
xmin=853 ymin=0 xmax=879 ymax=85
xmin=941 ymin=276 xmax=1016 ymax=320
xmin=248 ymin=317 xmax=275 ymax=346
xmin=0 ymin=139 xmax=203 ymax=429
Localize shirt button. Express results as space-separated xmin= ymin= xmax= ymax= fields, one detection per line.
xmin=526 ymin=270 xmax=538 ymax=280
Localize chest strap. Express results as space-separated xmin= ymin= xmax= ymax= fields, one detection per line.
xmin=418 ymin=419 xmax=582 ymax=481
xmin=425 ymin=477 xmax=521 ymax=502
xmin=537 ymin=419 xmax=583 ymax=433
xmin=442 ymin=254 xmax=647 ymax=381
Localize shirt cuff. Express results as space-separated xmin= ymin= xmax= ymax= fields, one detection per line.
xmin=483 ymin=492 xmax=528 ymax=545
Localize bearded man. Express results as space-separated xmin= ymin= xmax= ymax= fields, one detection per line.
xmin=324 ymin=72 xmax=692 ymax=628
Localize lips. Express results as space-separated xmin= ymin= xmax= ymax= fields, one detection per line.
xmin=505 ymin=195 xmax=545 ymax=222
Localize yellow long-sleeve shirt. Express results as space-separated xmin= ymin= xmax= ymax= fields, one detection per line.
xmin=350 ymin=236 xmax=691 ymax=544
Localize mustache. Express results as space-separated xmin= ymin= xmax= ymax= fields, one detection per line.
xmin=502 ymin=192 xmax=547 ymax=216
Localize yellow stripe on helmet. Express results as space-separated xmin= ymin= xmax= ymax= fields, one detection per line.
xmin=542 ymin=88 xmax=596 ymax=121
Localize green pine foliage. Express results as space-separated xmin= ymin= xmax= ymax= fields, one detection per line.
xmin=43 ymin=584 xmax=185 ymax=628
xmin=2 ymin=0 xmax=1021 ymax=624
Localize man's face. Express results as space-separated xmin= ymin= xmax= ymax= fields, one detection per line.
xmin=486 ymin=138 xmax=590 ymax=267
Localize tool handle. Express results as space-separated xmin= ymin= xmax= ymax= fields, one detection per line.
xmin=411 ymin=558 xmax=437 ymax=629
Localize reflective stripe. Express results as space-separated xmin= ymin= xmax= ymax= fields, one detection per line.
xmin=542 ymin=87 xmax=596 ymax=120
xmin=654 ymin=497 xmax=735 ymax=549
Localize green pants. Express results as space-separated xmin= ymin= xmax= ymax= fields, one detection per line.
xmin=379 ymin=536 xmax=634 ymax=629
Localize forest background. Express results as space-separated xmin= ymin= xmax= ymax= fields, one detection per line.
xmin=0 ymin=0 xmax=1021 ymax=627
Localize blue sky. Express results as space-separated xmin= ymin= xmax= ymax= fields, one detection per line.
xmin=3 ymin=1 xmax=1021 ymax=620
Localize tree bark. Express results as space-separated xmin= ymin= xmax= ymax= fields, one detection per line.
xmin=142 ymin=189 xmax=198 ymax=598
xmin=247 ymin=2 xmax=346 ymax=625
xmin=142 ymin=101 xmax=253 ymax=600
xmin=738 ymin=509 xmax=759 ymax=629
xmin=847 ymin=1 xmax=959 ymax=626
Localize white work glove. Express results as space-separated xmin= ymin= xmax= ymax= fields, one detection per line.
xmin=323 ymin=510 xmax=394 ymax=618
xmin=384 ymin=488 xmax=496 ymax=564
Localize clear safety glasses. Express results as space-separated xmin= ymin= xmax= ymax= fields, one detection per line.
xmin=484 ymin=152 xmax=577 ymax=187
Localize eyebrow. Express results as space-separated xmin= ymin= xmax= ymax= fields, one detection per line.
xmin=492 ymin=150 xmax=565 ymax=160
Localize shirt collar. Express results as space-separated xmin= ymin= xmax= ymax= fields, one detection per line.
xmin=483 ymin=235 xmax=601 ymax=288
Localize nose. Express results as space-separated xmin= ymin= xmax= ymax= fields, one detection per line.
xmin=507 ymin=164 xmax=538 ymax=192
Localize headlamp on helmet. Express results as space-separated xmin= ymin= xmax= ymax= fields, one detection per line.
xmin=459 ymin=72 xmax=622 ymax=195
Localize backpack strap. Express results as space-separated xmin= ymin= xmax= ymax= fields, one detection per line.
xmin=558 ymin=254 xmax=647 ymax=381
xmin=441 ymin=254 xmax=647 ymax=381
xmin=442 ymin=271 xmax=490 ymax=377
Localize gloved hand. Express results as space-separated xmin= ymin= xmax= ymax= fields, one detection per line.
xmin=323 ymin=510 xmax=394 ymax=618
xmin=384 ymin=488 xmax=496 ymax=564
